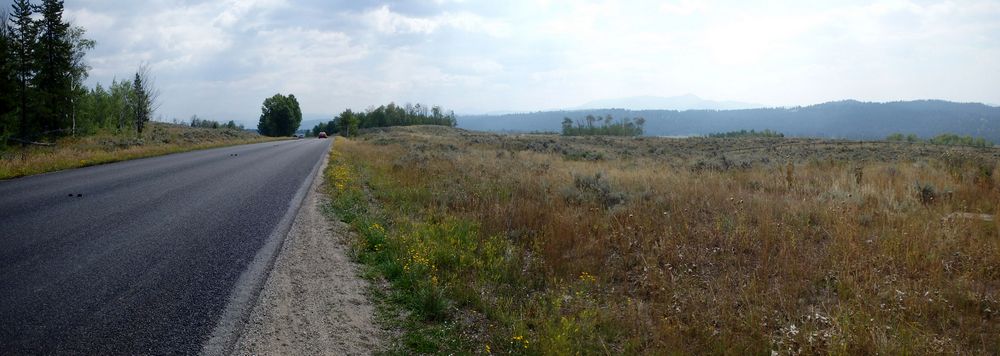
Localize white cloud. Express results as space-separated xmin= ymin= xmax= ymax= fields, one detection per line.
xmin=362 ymin=5 xmax=509 ymax=37
xmin=660 ymin=0 xmax=705 ymax=16
xmin=253 ymin=28 xmax=367 ymax=68
xmin=63 ymin=8 xmax=115 ymax=32
xmin=448 ymin=56 xmax=504 ymax=75
xmin=365 ymin=5 xmax=439 ymax=34
xmin=212 ymin=0 xmax=287 ymax=27
xmin=79 ymin=0 xmax=292 ymax=76
xmin=64 ymin=0 xmax=1000 ymax=121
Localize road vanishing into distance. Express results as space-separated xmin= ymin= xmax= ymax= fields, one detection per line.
xmin=0 ymin=138 xmax=331 ymax=354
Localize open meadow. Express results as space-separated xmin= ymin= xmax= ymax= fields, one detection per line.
xmin=326 ymin=126 xmax=999 ymax=354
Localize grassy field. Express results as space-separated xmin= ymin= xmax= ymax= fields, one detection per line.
xmin=0 ymin=122 xmax=284 ymax=179
xmin=324 ymin=126 xmax=999 ymax=354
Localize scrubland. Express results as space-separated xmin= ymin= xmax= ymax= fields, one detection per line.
xmin=325 ymin=125 xmax=999 ymax=354
xmin=0 ymin=122 xmax=281 ymax=179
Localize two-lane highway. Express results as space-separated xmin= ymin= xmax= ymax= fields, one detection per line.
xmin=0 ymin=138 xmax=331 ymax=354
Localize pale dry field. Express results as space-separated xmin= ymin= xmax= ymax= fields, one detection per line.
xmin=331 ymin=126 xmax=999 ymax=354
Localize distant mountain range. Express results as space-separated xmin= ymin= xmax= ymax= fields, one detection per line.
xmin=575 ymin=94 xmax=761 ymax=111
xmin=458 ymin=99 xmax=1000 ymax=143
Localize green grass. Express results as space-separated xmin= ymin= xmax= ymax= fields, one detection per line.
xmin=324 ymin=147 xmax=461 ymax=352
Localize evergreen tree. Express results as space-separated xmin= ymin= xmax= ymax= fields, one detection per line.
xmin=132 ymin=64 xmax=158 ymax=134
xmin=9 ymin=0 xmax=37 ymax=141
xmin=2 ymin=2 xmax=95 ymax=141
xmin=34 ymin=0 xmax=73 ymax=136
xmin=132 ymin=71 xmax=149 ymax=133
xmin=0 ymin=11 xmax=18 ymax=144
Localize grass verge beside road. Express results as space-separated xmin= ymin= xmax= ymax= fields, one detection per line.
xmin=0 ymin=122 xmax=286 ymax=179
xmin=324 ymin=136 xmax=621 ymax=354
xmin=324 ymin=126 xmax=1000 ymax=354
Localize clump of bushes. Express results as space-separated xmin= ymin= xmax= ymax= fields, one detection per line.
xmin=188 ymin=115 xmax=243 ymax=130
xmin=562 ymin=172 xmax=625 ymax=208
xmin=562 ymin=149 xmax=604 ymax=161
xmin=915 ymin=181 xmax=937 ymax=205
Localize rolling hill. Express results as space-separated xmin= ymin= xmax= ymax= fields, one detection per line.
xmin=458 ymin=100 xmax=1000 ymax=143
xmin=576 ymin=94 xmax=761 ymax=111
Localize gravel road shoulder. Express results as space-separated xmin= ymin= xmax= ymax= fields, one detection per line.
xmin=232 ymin=155 xmax=382 ymax=355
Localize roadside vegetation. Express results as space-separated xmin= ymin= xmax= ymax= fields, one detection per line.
xmin=0 ymin=122 xmax=281 ymax=179
xmin=188 ymin=114 xmax=243 ymax=130
xmin=561 ymin=114 xmax=645 ymax=136
xmin=325 ymin=125 xmax=999 ymax=354
xmin=0 ymin=2 xmax=285 ymax=179
xmin=887 ymin=132 xmax=993 ymax=148
xmin=1 ymin=0 xmax=162 ymax=148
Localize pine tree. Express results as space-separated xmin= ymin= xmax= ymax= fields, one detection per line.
xmin=34 ymin=0 xmax=73 ymax=137
xmin=127 ymin=64 xmax=158 ymax=134
xmin=9 ymin=0 xmax=37 ymax=141
xmin=132 ymin=72 xmax=149 ymax=133
xmin=1 ymin=10 xmax=18 ymax=143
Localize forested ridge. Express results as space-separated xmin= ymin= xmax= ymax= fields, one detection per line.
xmin=560 ymin=114 xmax=645 ymax=136
xmin=459 ymin=100 xmax=1000 ymax=144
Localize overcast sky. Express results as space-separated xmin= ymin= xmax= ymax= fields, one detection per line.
xmin=14 ymin=0 xmax=1000 ymax=124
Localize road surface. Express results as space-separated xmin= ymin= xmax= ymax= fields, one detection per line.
xmin=0 ymin=138 xmax=331 ymax=354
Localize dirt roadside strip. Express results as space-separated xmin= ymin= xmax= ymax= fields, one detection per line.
xmin=231 ymin=143 xmax=383 ymax=355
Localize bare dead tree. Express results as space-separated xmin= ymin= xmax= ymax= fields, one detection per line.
xmin=133 ymin=62 xmax=160 ymax=134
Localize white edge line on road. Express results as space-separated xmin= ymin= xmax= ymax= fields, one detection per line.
xmin=200 ymin=138 xmax=334 ymax=356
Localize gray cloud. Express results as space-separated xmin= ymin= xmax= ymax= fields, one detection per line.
xmin=5 ymin=0 xmax=1000 ymax=126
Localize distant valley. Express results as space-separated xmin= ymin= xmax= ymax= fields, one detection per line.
xmin=459 ymin=99 xmax=1000 ymax=143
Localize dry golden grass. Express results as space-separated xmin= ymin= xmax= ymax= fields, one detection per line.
xmin=0 ymin=122 xmax=284 ymax=179
xmin=331 ymin=126 xmax=1000 ymax=354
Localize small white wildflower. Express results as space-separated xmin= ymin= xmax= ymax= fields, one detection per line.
xmin=788 ymin=324 xmax=799 ymax=336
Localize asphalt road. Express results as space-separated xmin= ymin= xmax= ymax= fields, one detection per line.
xmin=0 ymin=138 xmax=332 ymax=354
